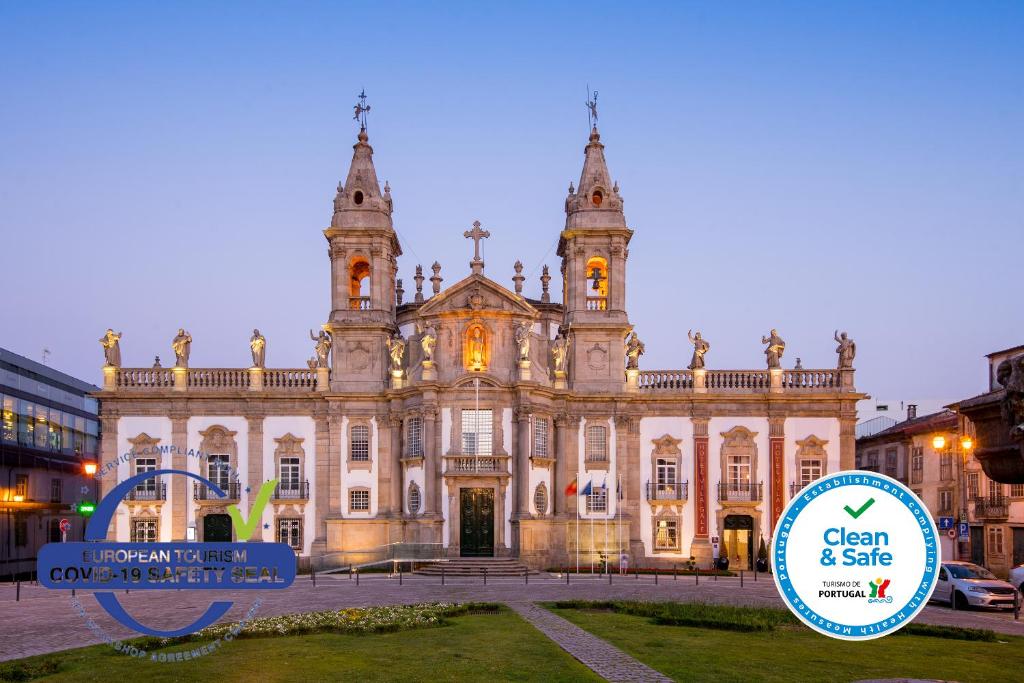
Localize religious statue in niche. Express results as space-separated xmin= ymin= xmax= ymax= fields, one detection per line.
xmin=514 ymin=321 xmax=532 ymax=362
xmin=687 ymin=330 xmax=710 ymax=370
xmin=172 ymin=329 xmax=192 ymax=368
xmin=99 ymin=329 xmax=122 ymax=367
xmin=309 ymin=328 xmax=332 ymax=369
xmin=417 ymin=321 xmax=437 ymax=363
xmin=761 ymin=329 xmax=786 ymax=369
xmin=551 ymin=331 xmax=571 ymax=373
xmin=467 ymin=325 xmax=486 ymax=370
xmin=625 ymin=331 xmax=645 ymax=370
xmin=250 ymin=329 xmax=266 ymax=368
xmin=834 ymin=330 xmax=856 ymax=369
xmin=385 ymin=332 xmax=406 ymax=372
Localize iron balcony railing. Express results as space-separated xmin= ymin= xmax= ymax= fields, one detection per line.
xmin=193 ymin=481 xmax=242 ymax=501
xmin=274 ymin=481 xmax=310 ymax=500
xmin=127 ymin=482 xmax=166 ymax=502
xmin=973 ymin=495 xmax=1009 ymax=520
xmin=646 ymin=481 xmax=689 ymax=501
xmin=718 ymin=482 xmax=763 ymax=502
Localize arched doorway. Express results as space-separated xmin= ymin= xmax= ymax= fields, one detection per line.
xmin=203 ymin=514 xmax=232 ymax=542
xmin=723 ymin=514 xmax=754 ymax=570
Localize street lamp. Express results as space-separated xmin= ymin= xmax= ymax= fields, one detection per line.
xmin=83 ymin=461 xmax=97 ymax=476
xmin=932 ymin=434 xmax=946 ymax=450
xmin=960 ymin=436 xmax=973 ymax=452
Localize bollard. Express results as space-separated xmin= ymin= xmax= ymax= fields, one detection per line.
xmin=312 ymin=567 xmax=316 ymax=587
xmin=566 ymin=571 xmax=570 ymax=585
xmin=740 ymin=570 xmax=744 ymax=588
xmin=673 ymin=564 xmax=677 ymax=581
xmin=525 ymin=568 xmax=528 ymax=585
xmin=16 ymin=581 xmax=20 ymax=602
xmin=356 ymin=569 xmax=360 ymax=586
xmin=442 ymin=566 xmax=446 ymax=586
xmin=695 ymin=566 xmax=699 ymax=586
xmin=349 ymin=564 xmax=353 ymax=580
xmin=635 ymin=567 xmax=639 ymax=581
xmin=608 ymin=569 xmax=612 ymax=585
xmin=754 ymin=567 xmax=758 ymax=582
xmin=483 ymin=567 xmax=487 ymax=586
xmin=654 ymin=570 xmax=658 ymax=585
xmin=399 ymin=564 xmax=403 ymax=586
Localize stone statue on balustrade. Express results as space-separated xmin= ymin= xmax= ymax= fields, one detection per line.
xmin=385 ymin=333 xmax=406 ymax=372
xmin=99 ymin=329 xmax=122 ymax=367
xmin=687 ymin=330 xmax=710 ymax=370
xmin=306 ymin=356 xmax=318 ymax=371
xmin=625 ymin=331 xmax=645 ymax=370
xmin=250 ymin=329 xmax=266 ymax=368
xmin=171 ymin=329 xmax=192 ymax=368
xmin=417 ymin=321 xmax=437 ymax=363
xmin=551 ymin=332 xmax=571 ymax=373
xmin=834 ymin=330 xmax=856 ymax=369
xmin=309 ymin=329 xmax=332 ymax=369
xmin=761 ymin=329 xmax=785 ymax=369
xmin=514 ymin=321 xmax=532 ymax=362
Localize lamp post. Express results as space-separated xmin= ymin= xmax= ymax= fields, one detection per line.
xmin=958 ymin=436 xmax=974 ymax=561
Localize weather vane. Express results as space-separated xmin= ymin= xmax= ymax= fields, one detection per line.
xmin=353 ymin=89 xmax=371 ymax=131
xmin=586 ymin=86 xmax=598 ymax=129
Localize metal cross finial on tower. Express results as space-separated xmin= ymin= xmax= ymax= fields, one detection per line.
xmin=464 ymin=220 xmax=491 ymax=274
xmin=353 ymin=89 xmax=371 ymax=131
xmin=586 ymin=85 xmax=599 ymax=129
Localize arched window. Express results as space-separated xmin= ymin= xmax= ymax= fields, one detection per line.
xmin=585 ymin=256 xmax=607 ymax=310
xmin=349 ymin=257 xmax=371 ymax=309
xmin=533 ymin=482 xmax=548 ymax=516
xmin=408 ymin=483 xmax=421 ymax=515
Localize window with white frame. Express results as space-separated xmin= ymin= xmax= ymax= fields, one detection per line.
xmin=408 ymin=483 xmax=421 ymax=514
xmin=726 ymin=454 xmax=751 ymax=488
xmin=585 ymin=425 xmax=608 ymax=462
xmin=351 ymin=425 xmax=370 ymax=461
xmin=939 ymin=452 xmax=953 ymax=481
xmin=405 ymin=417 xmax=423 ymax=457
xmin=988 ymin=526 xmax=1004 ymax=555
xmin=967 ymin=472 xmax=980 ymax=498
xmin=208 ymin=453 xmax=231 ymax=489
xmin=461 ymin=409 xmax=493 ymax=456
xmin=131 ymin=518 xmax=158 ymax=543
xmin=1010 ymin=484 xmax=1024 ymax=498
xmin=50 ymin=478 xmax=62 ymax=503
xmin=938 ymin=489 xmax=953 ymax=513
xmin=533 ymin=417 xmax=549 ymax=458
xmin=586 ymin=486 xmax=607 ymax=513
xmin=278 ymin=457 xmax=301 ymax=492
xmin=988 ymin=480 xmax=1004 ymax=499
xmin=655 ymin=519 xmax=678 ymax=550
xmin=885 ymin=447 xmax=898 ymax=474
xmin=799 ymin=459 xmax=822 ymax=487
xmin=911 ymin=447 xmax=923 ymax=484
xmin=135 ymin=457 xmax=157 ymax=491
xmin=278 ymin=518 xmax=302 ymax=550
xmin=534 ymin=483 xmax=548 ymax=515
xmin=350 ymin=488 xmax=370 ymax=512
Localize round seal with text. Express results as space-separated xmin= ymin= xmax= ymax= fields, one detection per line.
xmin=772 ymin=470 xmax=940 ymax=641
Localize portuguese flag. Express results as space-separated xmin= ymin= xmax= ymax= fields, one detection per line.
xmin=564 ymin=477 xmax=578 ymax=496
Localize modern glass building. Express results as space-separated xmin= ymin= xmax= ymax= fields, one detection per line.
xmin=0 ymin=347 xmax=99 ymax=579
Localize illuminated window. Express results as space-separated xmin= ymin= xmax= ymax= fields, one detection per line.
xmin=131 ymin=518 xmax=158 ymax=543
xmin=278 ymin=518 xmax=302 ymax=549
xmin=585 ymin=256 xmax=608 ymax=307
xmin=655 ymin=519 xmax=679 ymax=550
xmin=461 ymin=409 xmax=493 ymax=456
xmin=349 ymin=257 xmax=371 ymax=309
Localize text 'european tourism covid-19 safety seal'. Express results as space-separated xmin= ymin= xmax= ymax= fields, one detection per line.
xmin=772 ymin=470 xmax=940 ymax=641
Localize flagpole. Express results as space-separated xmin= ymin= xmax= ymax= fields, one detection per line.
xmin=617 ymin=474 xmax=622 ymax=572
xmin=590 ymin=479 xmax=595 ymax=575
xmin=575 ymin=488 xmax=580 ymax=575
xmin=604 ymin=477 xmax=609 ymax=575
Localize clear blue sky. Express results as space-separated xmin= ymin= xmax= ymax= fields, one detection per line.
xmin=1 ymin=2 xmax=1021 ymax=404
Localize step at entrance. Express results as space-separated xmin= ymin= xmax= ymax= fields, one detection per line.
xmin=415 ymin=557 xmax=539 ymax=576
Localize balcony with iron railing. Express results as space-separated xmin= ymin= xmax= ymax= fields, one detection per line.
xmin=718 ymin=482 xmax=763 ymax=502
xmin=193 ymin=481 xmax=242 ymax=501
xmin=126 ymin=482 xmax=166 ymax=502
xmin=646 ymin=481 xmax=688 ymax=503
xmin=973 ymin=495 xmax=1009 ymax=520
xmin=273 ymin=481 xmax=310 ymax=501
xmin=790 ymin=482 xmax=810 ymax=497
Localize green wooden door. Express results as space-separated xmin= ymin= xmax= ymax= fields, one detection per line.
xmin=459 ymin=488 xmax=494 ymax=557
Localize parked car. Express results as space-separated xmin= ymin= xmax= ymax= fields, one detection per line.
xmin=933 ymin=561 xmax=1018 ymax=610
xmin=1009 ymin=563 xmax=1024 ymax=594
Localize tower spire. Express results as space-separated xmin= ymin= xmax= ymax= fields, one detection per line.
xmin=331 ymin=90 xmax=392 ymax=229
xmin=564 ymin=102 xmax=625 ymax=230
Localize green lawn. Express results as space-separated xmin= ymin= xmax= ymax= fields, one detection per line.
xmin=2 ymin=611 xmax=600 ymax=683
xmin=552 ymin=606 xmax=1024 ymax=683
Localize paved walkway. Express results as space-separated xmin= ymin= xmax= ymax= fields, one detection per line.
xmin=508 ymin=601 xmax=671 ymax=683
xmin=2 ymin=573 xmax=1022 ymax=664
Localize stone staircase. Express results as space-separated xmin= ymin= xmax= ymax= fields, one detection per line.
xmin=415 ymin=557 xmax=539 ymax=576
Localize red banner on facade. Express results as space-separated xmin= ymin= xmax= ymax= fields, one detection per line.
xmin=694 ymin=437 xmax=709 ymax=537
xmin=770 ymin=437 xmax=785 ymax=533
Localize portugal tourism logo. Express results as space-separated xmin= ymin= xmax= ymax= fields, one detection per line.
xmin=772 ymin=471 xmax=939 ymax=641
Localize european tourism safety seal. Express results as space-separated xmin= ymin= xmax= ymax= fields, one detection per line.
xmin=772 ymin=470 xmax=940 ymax=640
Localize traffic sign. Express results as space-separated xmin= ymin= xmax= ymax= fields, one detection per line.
xmin=938 ymin=516 xmax=954 ymax=530
xmin=59 ymin=518 xmax=70 ymax=533
xmin=947 ymin=528 xmax=956 ymax=539
xmin=958 ymin=522 xmax=970 ymax=541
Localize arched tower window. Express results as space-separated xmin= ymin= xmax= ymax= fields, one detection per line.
xmin=585 ymin=256 xmax=608 ymax=310
xmin=349 ymin=257 xmax=371 ymax=310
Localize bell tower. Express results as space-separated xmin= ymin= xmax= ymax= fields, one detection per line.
xmin=323 ymin=94 xmax=401 ymax=391
xmin=557 ymin=120 xmax=633 ymax=392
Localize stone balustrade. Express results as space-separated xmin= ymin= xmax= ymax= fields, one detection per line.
xmin=114 ymin=368 xmax=175 ymax=389
xmin=188 ymin=368 xmax=251 ymax=389
xmin=637 ymin=370 xmax=693 ymax=390
xmin=110 ymin=367 xmax=319 ymax=393
xmin=638 ymin=368 xmax=848 ymax=393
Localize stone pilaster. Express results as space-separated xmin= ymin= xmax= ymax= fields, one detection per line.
xmin=553 ymin=414 xmax=571 ymax=516
xmin=171 ymin=414 xmax=188 ymax=541
xmin=314 ymin=414 xmax=330 ymax=544
xmin=246 ymin=416 xmax=263 ymax=494
xmin=839 ymin=406 xmax=857 ymax=471
xmin=99 ymin=413 xmax=118 ymax=541
xmin=768 ymin=417 xmax=786 ymax=537
xmin=616 ymin=415 xmax=641 ymax=556
xmin=388 ymin=412 xmax=403 ymax=516
xmin=691 ymin=417 xmax=711 ymax=565
xmin=423 ymin=406 xmax=438 ymax=515
xmin=327 ymin=413 xmax=342 ymax=515
xmin=515 ymin=408 xmax=531 ymax=517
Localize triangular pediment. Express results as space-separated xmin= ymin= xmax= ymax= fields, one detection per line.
xmin=417 ymin=273 xmax=538 ymax=318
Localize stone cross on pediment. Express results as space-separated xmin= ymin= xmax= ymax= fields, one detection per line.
xmin=464 ymin=220 xmax=490 ymax=275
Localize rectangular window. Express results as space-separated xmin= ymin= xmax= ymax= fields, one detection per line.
xmin=967 ymin=472 xmax=980 ymax=498
xmin=351 ymin=425 xmax=370 ymax=461
xmin=15 ymin=517 xmax=27 ymax=546
xmin=655 ymin=519 xmax=678 ymax=550
xmin=656 ymin=458 xmax=678 ymax=485
xmin=278 ymin=519 xmax=302 ymax=550
xmin=988 ymin=526 xmax=1004 ymax=555
xmin=939 ymin=453 xmax=953 ymax=481
xmin=208 ymin=454 xmax=231 ymax=489
xmin=988 ymin=480 xmax=1004 ymax=499
xmin=727 ymin=455 xmax=751 ymax=487
xmin=586 ymin=487 xmax=607 ymax=514
xmin=911 ymin=447 xmax=923 ymax=484
xmin=130 ymin=518 xmax=158 ymax=543
xmin=938 ymin=489 xmax=953 ymax=513
xmin=15 ymin=474 xmax=28 ymax=498
xmin=50 ymin=478 xmax=62 ymax=503
xmin=461 ymin=409 xmax=493 ymax=456
xmin=135 ymin=457 xmax=157 ymax=493
xmin=279 ymin=457 xmax=301 ymax=491
xmin=884 ymin=448 xmax=898 ymax=476
xmin=533 ymin=417 xmax=549 ymax=458
xmin=405 ymin=417 xmax=423 ymax=458
xmin=350 ymin=489 xmax=370 ymax=511
xmin=799 ymin=459 xmax=823 ymax=486
xmin=585 ymin=425 xmax=608 ymax=462
xmin=1010 ymin=484 xmax=1024 ymax=498
xmin=1 ymin=395 xmax=16 ymax=443
xmin=34 ymin=404 xmax=48 ymax=449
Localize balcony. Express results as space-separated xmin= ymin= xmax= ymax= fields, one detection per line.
xmin=586 ymin=296 xmax=607 ymax=311
xmin=443 ymin=454 xmax=510 ymax=477
xmin=193 ymin=481 xmax=241 ymax=501
xmin=647 ymin=481 xmax=688 ymax=503
xmin=126 ymin=483 xmax=166 ymax=502
xmin=790 ymin=482 xmax=809 ymax=497
xmin=349 ymin=296 xmax=371 ymax=310
xmin=718 ymin=482 xmax=762 ymax=502
xmin=973 ymin=495 xmax=1009 ymax=520
xmin=273 ymin=481 xmax=310 ymax=501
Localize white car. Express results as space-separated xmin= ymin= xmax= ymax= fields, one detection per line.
xmin=933 ymin=561 xmax=1018 ymax=610
xmin=1009 ymin=563 xmax=1024 ymax=595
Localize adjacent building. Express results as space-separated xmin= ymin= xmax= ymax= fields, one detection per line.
xmin=1 ymin=348 xmax=99 ymax=578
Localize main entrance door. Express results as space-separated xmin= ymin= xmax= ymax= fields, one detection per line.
xmin=460 ymin=488 xmax=494 ymax=557
xmin=723 ymin=515 xmax=754 ymax=570
xmin=203 ymin=514 xmax=232 ymax=542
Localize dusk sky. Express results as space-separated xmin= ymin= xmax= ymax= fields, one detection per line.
xmin=1 ymin=2 xmax=1021 ymax=407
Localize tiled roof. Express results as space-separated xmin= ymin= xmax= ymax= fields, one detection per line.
xmin=856 ymin=409 xmax=957 ymax=443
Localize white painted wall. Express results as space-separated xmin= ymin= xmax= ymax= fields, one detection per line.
xmin=637 ymin=416 xmax=694 ymax=558
xmin=115 ymin=417 xmax=172 ymax=542
xmin=339 ymin=416 xmax=378 ymax=519
xmin=441 ymin=407 xmax=452 ymax=547
xmin=187 ymin=416 xmax=249 ymax=540
xmin=262 ymin=416 xmax=317 ymax=554
xmin=502 ymin=408 xmax=513 ymax=546
xmin=784 ymin=417 xmax=841 ymax=486
xmin=575 ymin=417 xmax=618 ymax=519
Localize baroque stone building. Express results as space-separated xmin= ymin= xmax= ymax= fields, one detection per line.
xmin=95 ymin=120 xmax=862 ymax=570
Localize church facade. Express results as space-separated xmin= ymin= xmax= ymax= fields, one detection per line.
xmin=95 ymin=120 xmax=863 ymax=570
